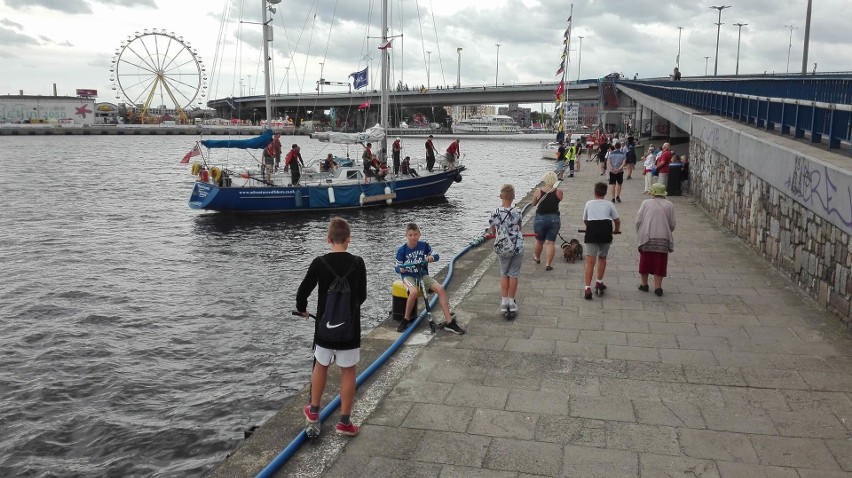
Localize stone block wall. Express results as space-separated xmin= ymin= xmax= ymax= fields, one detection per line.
xmin=689 ymin=137 xmax=851 ymax=321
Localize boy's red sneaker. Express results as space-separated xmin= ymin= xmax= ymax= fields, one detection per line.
xmin=335 ymin=421 xmax=360 ymax=436
xmin=303 ymin=404 xmax=319 ymax=423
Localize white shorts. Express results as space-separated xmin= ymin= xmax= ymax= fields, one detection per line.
xmin=314 ymin=345 xmax=360 ymax=368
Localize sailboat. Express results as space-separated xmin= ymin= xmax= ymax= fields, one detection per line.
xmin=186 ymin=0 xmax=464 ymax=213
xmin=541 ymin=8 xmax=577 ymax=160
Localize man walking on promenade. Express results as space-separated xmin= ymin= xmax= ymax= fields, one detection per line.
xmin=655 ymin=143 xmax=674 ymax=188
xmin=607 ymin=142 xmax=626 ymax=202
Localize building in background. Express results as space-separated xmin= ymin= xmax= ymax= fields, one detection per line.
xmin=498 ymin=104 xmax=532 ymax=127
xmin=0 ymin=95 xmax=96 ymax=125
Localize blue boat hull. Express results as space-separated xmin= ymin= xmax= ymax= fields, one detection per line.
xmin=189 ymin=167 xmax=464 ymax=213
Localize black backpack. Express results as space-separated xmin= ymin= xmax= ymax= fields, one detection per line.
xmin=317 ymin=257 xmax=359 ymax=343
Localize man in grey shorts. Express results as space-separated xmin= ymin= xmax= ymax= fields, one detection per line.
xmin=581 ymin=182 xmax=621 ymax=299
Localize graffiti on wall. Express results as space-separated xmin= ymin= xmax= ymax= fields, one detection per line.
xmin=786 ymin=156 xmax=852 ymax=230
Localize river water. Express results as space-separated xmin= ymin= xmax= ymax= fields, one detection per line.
xmin=0 ymin=132 xmax=557 ymax=476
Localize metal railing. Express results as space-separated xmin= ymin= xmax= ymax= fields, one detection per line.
xmin=619 ymin=75 xmax=852 ymax=153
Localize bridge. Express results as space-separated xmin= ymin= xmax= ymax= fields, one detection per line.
xmin=207 ymin=80 xmax=600 ymax=117
xmin=612 ymin=72 xmax=851 ymax=321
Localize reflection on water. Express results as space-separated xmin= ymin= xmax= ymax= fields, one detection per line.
xmin=0 ymin=133 xmax=555 ymax=476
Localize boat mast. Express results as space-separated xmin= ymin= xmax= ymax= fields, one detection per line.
xmin=558 ymin=3 xmax=573 ymax=139
xmin=262 ymin=0 xmax=278 ymax=128
xmin=380 ymin=0 xmax=389 ymax=159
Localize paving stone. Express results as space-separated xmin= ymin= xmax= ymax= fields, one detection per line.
xmin=555 ymin=341 xmax=607 ymax=358
xmin=658 ymin=383 xmax=725 ymax=408
xmin=599 ymin=378 xmax=662 ymax=401
xmin=627 ymin=332 xmax=679 ymax=348
xmin=454 ymin=334 xmax=509 ymax=352
xmin=439 ymin=464 xmax=517 ymax=478
xmin=388 ymin=380 xmax=454 ymax=404
xmin=604 ymin=319 xmax=651 ymax=333
xmin=713 ymin=351 xmax=777 ymax=369
xmin=483 ymin=366 xmax=543 ymax=390
xmin=700 ymin=406 xmax=778 ymax=434
xmin=366 ymin=400 xmax=414 ymax=427
xmin=679 ymin=428 xmax=759 ymax=463
xmin=719 ymin=386 xmax=791 ymax=410
xmin=696 ymin=324 xmax=749 ymax=338
xmin=426 ymin=364 xmax=487 ymax=385
xmin=540 ymin=374 xmax=601 ymax=396
xmin=660 ymin=348 xmax=718 ymax=366
xmin=570 ymin=396 xmax=635 ymax=422
xmin=750 ymin=435 xmax=840 ymax=469
xmin=826 ymin=439 xmax=852 ymax=471
xmin=800 ymin=371 xmax=852 ymax=392
xmin=558 ymin=317 xmax=604 ymax=330
xmin=768 ymin=409 xmax=849 ymax=438
xmin=676 ymin=335 xmax=731 ymax=351
xmin=529 ymin=327 xmax=580 ymax=342
xmin=578 ymin=330 xmax=628 ymax=345
xmin=535 ymin=415 xmax=606 ymax=447
xmin=483 ymin=437 xmax=562 ymax=476
xmin=505 ymin=388 xmax=570 ymax=415
xmin=402 ymin=403 xmax=474 ymax=432
xmin=633 ymin=400 xmax=705 ymax=428
xmin=342 ymin=424 xmax=425 ymax=459
xmin=444 ymin=383 xmax=509 ymax=410
xmin=411 ymin=430 xmax=491 ymax=467
xmin=562 ymin=445 xmax=639 ymax=478
xmin=466 ymin=408 xmax=536 ymax=440
xmin=503 ymin=337 xmax=555 ymax=354
xmin=639 ymin=453 xmax=720 ymax=477
xmin=740 ymin=368 xmax=809 ymax=389
xmin=715 ymin=462 xmax=800 ymax=478
xmin=782 ymin=390 xmax=852 ymax=413
xmin=563 ymin=357 xmax=629 ymax=379
xmin=796 ymin=469 xmax=852 ymax=478
xmin=606 ymin=422 xmax=679 ymax=456
xmin=624 ymin=361 xmax=687 ymax=383
xmin=650 ymin=322 xmax=698 ymax=336
xmin=325 ymin=456 xmax=441 ymax=478
xmin=607 ymin=344 xmax=661 ymax=362
xmin=683 ymin=365 xmax=747 ymax=386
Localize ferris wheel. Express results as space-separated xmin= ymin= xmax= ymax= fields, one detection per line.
xmin=110 ymin=29 xmax=207 ymax=121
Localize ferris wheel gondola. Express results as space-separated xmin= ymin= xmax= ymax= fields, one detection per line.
xmin=110 ymin=30 xmax=207 ymax=123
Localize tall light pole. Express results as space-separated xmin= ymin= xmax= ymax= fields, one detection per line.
xmin=784 ymin=24 xmax=797 ymax=73
xmin=801 ymin=0 xmax=812 ymax=75
xmin=704 ymin=56 xmax=710 ymax=75
xmin=676 ymin=26 xmax=683 ymax=68
xmin=456 ymin=47 xmax=463 ymax=88
xmin=317 ymin=62 xmax=325 ymax=94
xmin=426 ymin=50 xmax=431 ymax=90
xmin=709 ymin=5 xmax=731 ymax=76
xmin=495 ymin=43 xmax=501 ymax=87
xmin=734 ymin=23 xmax=747 ymax=75
xmin=577 ymin=36 xmax=584 ymax=81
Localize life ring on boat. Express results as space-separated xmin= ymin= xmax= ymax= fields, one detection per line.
xmin=384 ymin=186 xmax=393 ymax=205
xmin=210 ymin=166 xmax=222 ymax=183
xmin=190 ymin=162 xmax=202 ymax=176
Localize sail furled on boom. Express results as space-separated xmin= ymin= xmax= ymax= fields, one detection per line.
xmin=310 ymin=124 xmax=385 ymax=144
xmin=201 ymin=130 xmax=273 ymax=149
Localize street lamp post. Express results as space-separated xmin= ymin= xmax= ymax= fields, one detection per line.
xmin=733 ymin=23 xmax=747 ymax=75
xmin=704 ymin=56 xmax=710 ymax=75
xmin=577 ymin=36 xmax=584 ymax=81
xmin=318 ymin=61 xmax=325 ymax=94
xmin=426 ymin=50 xmax=431 ymax=90
xmin=784 ymin=24 xmax=797 ymax=73
xmin=495 ymin=43 xmax=501 ymax=86
xmin=801 ymin=0 xmax=812 ymax=75
xmin=456 ymin=47 xmax=463 ymax=88
xmin=709 ymin=5 xmax=731 ymax=76
xmin=676 ymin=26 xmax=683 ymax=68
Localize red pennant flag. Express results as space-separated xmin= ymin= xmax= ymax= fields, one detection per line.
xmin=554 ymin=81 xmax=565 ymax=99
xmin=181 ymin=144 xmax=201 ymax=163
xmin=556 ymin=64 xmax=565 ymax=75
xmin=358 ymin=100 xmax=371 ymax=110
xmin=378 ymin=40 xmax=393 ymax=50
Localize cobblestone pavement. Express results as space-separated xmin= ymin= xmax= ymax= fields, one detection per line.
xmin=290 ymin=155 xmax=852 ymax=478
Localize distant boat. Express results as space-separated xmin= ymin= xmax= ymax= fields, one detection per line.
xmin=452 ymin=115 xmax=522 ymax=135
xmin=185 ymin=0 xmax=465 ymax=213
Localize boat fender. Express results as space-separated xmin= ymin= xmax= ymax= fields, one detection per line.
xmin=190 ymin=162 xmax=202 ymax=176
xmin=328 ymin=187 xmax=336 ymax=204
xmin=384 ymin=186 xmax=393 ymax=205
xmin=199 ymin=168 xmax=209 ymax=183
xmin=359 ymin=193 xmax=366 ymax=206
xmin=210 ymin=166 xmax=222 ymax=183
xmin=454 ymin=172 xmax=463 ymax=183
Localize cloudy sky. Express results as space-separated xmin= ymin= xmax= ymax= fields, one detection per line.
xmin=1 ymin=0 xmax=849 ymax=110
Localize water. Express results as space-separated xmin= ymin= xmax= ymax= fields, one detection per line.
xmin=0 ymin=133 xmax=556 ymax=476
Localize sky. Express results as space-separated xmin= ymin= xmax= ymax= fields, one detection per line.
xmin=1 ymin=0 xmax=849 ymax=112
